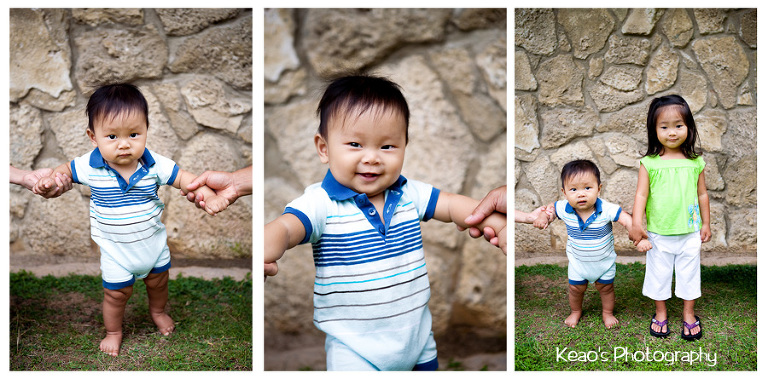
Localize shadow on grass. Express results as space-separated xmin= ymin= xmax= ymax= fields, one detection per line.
xmin=10 ymin=271 xmax=252 ymax=371
xmin=515 ymin=263 xmax=756 ymax=371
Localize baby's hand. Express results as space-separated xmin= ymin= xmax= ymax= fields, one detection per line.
xmin=32 ymin=176 xmax=58 ymax=197
xmin=203 ymin=194 xmax=230 ymax=215
xmin=497 ymin=225 xmax=507 ymax=255
xmin=533 ymin=212 xmax=550 ymax=229
xmin=636 ymin=239 xmax=653 ymax=253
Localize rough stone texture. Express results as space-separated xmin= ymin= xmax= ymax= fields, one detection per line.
xmin=622 ymin=8 xmax=662 ymax=36
xmin=557 ymin=9 xmax=614 ymax=59
xmin=514 ymin=9 xmax=557 ymax=56
xmin=155 ymin=8 xmax=240 ymax=36
xmin=302 ymin=8 xmax=451 ymax=76
xmin=515 ymin=8 xmax=756 ymax=256
xmin=692 ymin=36 xmax=749 ymax=109
xmin=264 ymin=9 xmax=300 ymax=83
xmin=10 ymin=9 xmax=252 ymax=263
xmin=9 ymin=9 xmax=73 ymax=102
xmin=265 ymin=8 xmax=507 ymax=349
xmin=180 ymin=77 xmax=252 ymax=135
xmin=169 ymin=16 xmax=252 ymax=90
xmin=661 ymin=8 xmax=694 ymax=47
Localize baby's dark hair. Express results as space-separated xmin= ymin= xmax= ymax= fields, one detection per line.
xmin=560 ymin=160 xmax=601 ymax=189
xmin=317 ymin=74 xmax=410 ymax=143
xmin=86 ymin=83 xmax=149 ymax=132
xmin=644 ymin=94 xmax=700 ymax=159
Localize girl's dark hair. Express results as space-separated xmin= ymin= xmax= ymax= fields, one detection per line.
xmin=644 ymin=95 xmax=700 ymax=159
xmin=561 ymin=160 xmax=601 ymax=189
xmin=317 ymin=74 xmax=410 ymax=143
xmin=86 ymin=83 xmax=149 ymax=131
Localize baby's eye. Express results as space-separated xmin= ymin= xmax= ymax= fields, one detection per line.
xmin=107 ymin=135 xmax=117 ymax=140
xmin=349 ymin=142 xmax=361 ymax=148
xmin=381 ymin=145 xmax=394 ymax=150
xmin=130 ymin=133 xmax=139 ymax=138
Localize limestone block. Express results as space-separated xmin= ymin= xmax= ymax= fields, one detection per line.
xmin=452 ymin=239 xmax=506 ymax=332
xmin=622 ymin=8 xmax=663 ymax=35
xmin=515 ymin=51 xmax=537 ymax=91
xmin=694 ymin=9 xmax=727 ymax=35
xmin=588 ymin=57 xmax=604 ymax=79
xmin=721 ymin=108 xmax=756 ymax=159
xmin=514 ymin=95 xmax=540 ymax=153
xmin=74 ymin=25 xmax=167 ymax=91
xmin=451 ymin=8 xmax=506 ymax=31
xmin=692 ymin=36 xmax=749 ymax=109
xmin=604 ymin=35 xmax=651 ymax=65
xmin=589 ymin=82 xmax=644 ymax=112
xmin=431 ymin=47 xmax=475 ymax=95
xmin=150 ymin=82 xmax=199 ymax=140
xmin=739 ymin=9 xmax=757 ymax=48
xmin=722 ymin=155 xmax=756 ymax=206
xmin=9 ymin=8 xmax=73 ymax=102
xmin=702 ymin=155 xmax=724 ymax=192
xmin=645 ymin=44 xmax=679 ymax=95
xmin=557 ymin=9 xmax=614 ymax=59
xmin=71 ymin=8 xmax=144 ymax=26
xmin=601 ymin=169 xmax=638 ymax=214
xmin=470 ymin=135 xmax=507 ymax=200
xmin=477 ymin=36 xmax=507 ymax=111
xmin=536 ymin=55 xmax=584 ymax=107
xmin=679 ymin=70 xmax=709 ymax=113
xmin=302 ymin=8 xmax=450 ymax=76
xmin=169 ymin=16 xmax=252 ymax=90
xmin=600 ymin=65 xmax=643 ymax=91
xmin=379 ymin=56 xmax=475 ymax=195
xmin=9 ymin=103 xmax=44 ymax=170
xmin=539 ymin=107 xmax=597 ymax=149
xmin=455 ymin=93 xmax=506 ymax=142
xmin=695 ymin=109 xmax=727 ymax=152
xmin=141 ymin=86 xmax=180 ymax=159
xmin=585 ymin=138 xmax=618 ymax=175
xmin=549 ymin=141 xmax=596 ymax=174
xmin=727 ymin=207 xmax=756 ymax=252
xmin=181 ymin=77 xmax=252 ymax=135
xmin=265 ymin=68 xmax=308 ymax=105
xmin=155 ymin=8 xmax=240 ymax=36
xmin=164 ymin=133 xmax=251 ymax=259
xmin=264 ymin=9 xmax=300 ymax=83
xmin=702 ymin=201 xmax=727 ymax=251
xmin=661 ymin=8 xmax=694 ymax=47
xmin=22 ymin=88 xmax=76 ymax=112
xmin=47 ymin=108 xmax=93 ymax=161
xmin=602 ymin=133 xmax=644 ymax=169
xmin=598 ymin=103 xmax=647 ymax=141
xmin=522 ymin=154 xmax=560 ymax=205
xmin=514 ymin=9 xmax=557 ymax=56
xmin=265 ymin=99 xmax=326 ymax=187
xmin=21 ymin=187 xmax=91 ymax=257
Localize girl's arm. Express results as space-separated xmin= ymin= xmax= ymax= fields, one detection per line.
xmin=264 ymin=213 xmax=306 ymax=264
xmin=628 ymin=164 xmax=650 ymax=243
xmin=697 ymin=171 xmax=711 ymax=242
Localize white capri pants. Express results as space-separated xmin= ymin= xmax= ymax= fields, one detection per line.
xmin=642 ymin=231 xmax=702 ymax=301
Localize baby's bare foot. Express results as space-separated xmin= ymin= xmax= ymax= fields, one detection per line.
xmin=100 ymin=332 xmax=123 ymax=357
xmin=602 ymin=312 xmax=619 ymax=329
xmin=564 ymin=311 xmax=582 ymax=328
xmin=151 ymin=312 xmax=175 ymax=336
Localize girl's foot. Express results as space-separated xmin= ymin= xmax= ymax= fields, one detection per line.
xmin=682 ymin=314 xmax=702 ymax=340
xmin=151 ymin=312 xmax=175 ymax=336
xmin=650 ymin=313 xmax=670 ymax=337
xmin=100 ymin=332 xmax=123 ymax=357
xmin=564 ymin=311 xmax=582 ymax=328
xmin=602 ymin=311 xmax=619 ymax=329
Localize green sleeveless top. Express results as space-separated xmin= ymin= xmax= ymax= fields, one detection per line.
xmin=641 ymin=155 xmax=705 ymax=235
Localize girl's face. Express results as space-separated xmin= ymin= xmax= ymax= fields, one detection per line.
xmin=654 ymin=106 xmax=688 ymax=154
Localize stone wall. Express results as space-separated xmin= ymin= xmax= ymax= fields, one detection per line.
xmin=265 ymin=9 xmax=507 ymax=338
xmin=514 ymin=9 xmax=756 ymax=258
xmin=9 ymin=9 xmax=253 ymax=262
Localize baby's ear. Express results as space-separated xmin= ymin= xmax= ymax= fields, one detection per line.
xmin=314 ymin=134 xmax=330 ymax=164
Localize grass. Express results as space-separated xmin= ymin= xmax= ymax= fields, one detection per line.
xmin=515 ymin=263 xmax=757 ymax=371
xmin=10 ymin=271 xmax=252 ymax=371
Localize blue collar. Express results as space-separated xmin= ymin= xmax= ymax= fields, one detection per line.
xmin=320 ymin=169 xmax=407 ymax=236
xmin=565 ymin=198 xmax=603 ymax=231
xmin=89 ymin=148 xmax=155 ymax=193
xmin=320 ymin=169 xmax=407 ymax=201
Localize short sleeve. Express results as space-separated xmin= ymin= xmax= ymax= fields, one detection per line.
xmin=696 ymin=155 xmax=706 ymax=175
xmin=600 ymin=200 xmax=622 ymax=222
xmin=284 ymin=183 xmax=327 ymax=245
xmin=554 ymin=200 xmax=568 ymax=220
xmin=148 ymin=150 xmax=179 ymax=186
xmin=70 ymin=151 xmax=93 ymax=186
xmin=400 ymin=179 xmax=439 ymax=221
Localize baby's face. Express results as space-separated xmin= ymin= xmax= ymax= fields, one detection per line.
xmin=87 ymin=110 xmax=148 ymax=171
xmin=561 ymin=172 xmax=601 ymax=214
xmin=316 ymin=106 xmax=407 ymax=201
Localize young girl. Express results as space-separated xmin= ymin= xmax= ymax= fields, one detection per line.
xmin=629 ymin=95 xmax=711 ymax=341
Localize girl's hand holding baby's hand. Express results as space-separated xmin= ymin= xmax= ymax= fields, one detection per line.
xmin=203 ymin=195 xmax=230 ymax=216
xmin=32 ymin=177 xmax=57 ymax=197
xmin=533 ymin=213 xmax=550 ymax=229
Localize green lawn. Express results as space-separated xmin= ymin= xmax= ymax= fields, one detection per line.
xmin=10 ymin=271 xmax=252 ymax=370
xmin=515 ymin=263 xmax=756 ymax=371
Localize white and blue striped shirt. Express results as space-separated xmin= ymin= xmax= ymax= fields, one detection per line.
xmin=285 ymin=170 xmax=440 ymax=370
xmin=71 ymin=148 xmax=178 ymax=276
xmin=555 ymin=198 xmax=621 ymax=263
